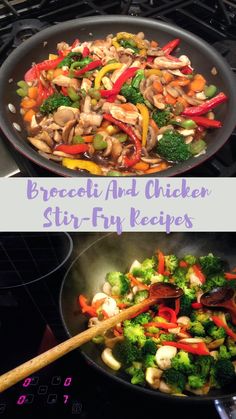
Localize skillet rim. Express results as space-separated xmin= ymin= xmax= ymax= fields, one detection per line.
xmin=0 ymin=15 xmax=236 ymax=177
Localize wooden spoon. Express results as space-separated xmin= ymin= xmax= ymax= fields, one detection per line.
xmin=0 ymin=282 xmax=183 ymax=393
xmin=200 ymin=286 xmax=236 ymax=324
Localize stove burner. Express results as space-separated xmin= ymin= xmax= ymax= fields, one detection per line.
xmin=11 ymin=19 xmax=49 ymax=47
xmin=213 ymin=39 xmax=236 ymax=71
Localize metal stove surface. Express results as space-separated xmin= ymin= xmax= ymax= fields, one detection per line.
xmin=0 ymin=0 xmax=236 ymax=177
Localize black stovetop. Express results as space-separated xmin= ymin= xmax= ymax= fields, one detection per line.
xmin=0 ymin=0 xmax=236 ymax=176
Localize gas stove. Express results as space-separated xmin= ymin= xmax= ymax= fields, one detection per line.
xmin=0 ymin=232 xmax=220 ymax=419
xmin=0 ymin=0 xmax=235 ymax=177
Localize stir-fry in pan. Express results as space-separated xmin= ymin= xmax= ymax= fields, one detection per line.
xmin=78 ymin=250 xmax=236 ymax=396
xmin=17 ymin=32 xmax=228 ymax=176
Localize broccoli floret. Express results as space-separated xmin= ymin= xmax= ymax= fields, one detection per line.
xmin=131 ymin=369 xmax=145 ymax=385
xmin=152 ymin=110 xmax=171 ymax=128
xmin=179 ymin=295 xmax=192 ymax=317
xmin=173 ymin=267 xmax=188 ymax=289
xmin=199 ymin=253 xmax=224 ymax=276
xmin=191 ymin=311 xmax=211 ymax=327
xmin=207 ymin=322 xmax=226 ymax=340
xmin=142 ymin=257 xmax=156 ymax=270
xmin=132 ymin=267 xmax=155 ymax=285
xmin=144 ymin=354 xmax=156 ymax=368
xmin=226 ymin=338 xmax=236 ymax=358
xmin=190 ymin=321 xmax=206 ymax=337
xmin=40 ymin=93 xmax=73 ymax=114
xmin=195 ymin=355 xmax=214 ymax=378
xmin=123 ymin=320 xmax=146 ymax=347
xmin=113 ymin=340 xmax=142 ymax=366
xmin=218 ymin=345 xmax=231 ymax=360
xmin=188 ymin=375 xmax=206 ymax=389
xmin=158 ymin=333 xmax=176 ymax=343
xmin=125 ymin=362 xmax=145 ymax=385
xmin=162 ymin=369 xmax=187 ymax=393
xmin=106 ymin=272 xmax=130 ymax=296
xmin=171 ymin=350 xmax=194 ymax=374
xmin=132 ymin=313 xmax=152 ymax=326
xmin=201 ymin=274 xmax=226 ymax=293
xmin=179 ymin=287 xmax=196 ymax=317
xmin=131 ymin=69 xmax=145 ymax=88
xmin=213 ymin=359 xmax=235 ymax=387
xmin=120 ymin=83 xmax=144 ymax=105
xmin=164 ymin=255 xmax=179 ymax=274
xmin=183 ymin=255 xmax=197 ymax=265
xmin=156 ymin=130 xmax=191 ymax=163
xmin=142 ymin=339 xmax=157 ymax=355
xmin=134 ymin=290 xmax=149 ymax=304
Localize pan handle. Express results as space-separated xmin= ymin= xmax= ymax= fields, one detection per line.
xmin=215 ymin=397 xmax=236 ymax=419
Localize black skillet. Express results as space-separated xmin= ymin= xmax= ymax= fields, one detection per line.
xmin=59 ymin=232 xmax=236 ymax=416
xmin=0 ymin=16 xmax=236 ymax=177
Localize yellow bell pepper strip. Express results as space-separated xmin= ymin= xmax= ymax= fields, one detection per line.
xmin=62 ymin=158 xmax=102 ymax=175
xmin=111 ymin=37 xmax=120 ymax=49
xmin=144 ymin=69 xmax=163 ymax=77
xmin=94 ymin=62 xmax=123 ymax=89
xmin=136 ymin=103 xmax=149 ymax=147
xmin=116 ymin=32 xmax=146 ymax=50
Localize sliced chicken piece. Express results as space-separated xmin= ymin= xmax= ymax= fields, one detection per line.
xmin=52 ymin=75 xmax=79 ymax=90
xmin=110 ymin=104 xmax=139 ymax=125
xmin=79 ymin=112 xmax=103 ymax=128
xmin=81 ymin=78 xmax=92 ymax=93
xmin=82 ymin=96 xmax=92 ymax=113
xmin=154 ymin=56 xmax=187 ymax=69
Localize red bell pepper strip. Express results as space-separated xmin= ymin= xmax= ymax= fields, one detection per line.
xmin=100 ymin=67 xmax=139 ymax=99
xmin=191 ymin=302 xmax=203 ymax=309
xmin=127 ymin=273 xmax=150 ymax=290
xmin=102 ymin=309 xmax=110 ymax=319
xmin=92 ymin=297 xmax=106 ymax=311
xmin=225 ymin=272 xmax=236 ymax=279
xmin=211 ymin=316 xmax=236 ymax=340
xmin=162 ymin=38 xmax=180 ymax=55
xmin=73 ymin=60 xmax=102 ymax=77
xmin=162 ymin=341 xmax=210 ymax=355
xmin=182 ymin=92 xmax=228 ymax=116
xmin=175 ymin=298 xmax=180 ymax=316
xmin=157 ymin=250 xmax=165 ymax=274
xmin=103 ymin=113 xmax=142 ymax=167
xmin=192 ymin=264 xmax=206 ymax=283
xmin=158 ymin=307 xmax=177 ymax=324
xmin=190 ymin=116 xmax=222 ymax=128
xmin=82 ymin=46 xmax=90 ymax=57
xmin=61 ymin=86 xmax=68 ymax=96
xmin=179 ymin=260 xmax=188 ymax=268
xmin=71 ymin=39 xmax=80 ymax=49
xmin=36 ymin=57 xmax=64 ymax=72
xmin=147 ymin=56 xmax=154 ymax=63
xmin=54 ymin=144 xmax=89 ymax=155
xmin=143 ymin=322 xmax=178 ymax=329
xmin=181 ymin=65 xmax=193 ymax=74
xmin=36 ymin=81 xmax=54 ymax=105
xmin=78 ymin=295 xmax=97 ymax=317
xmin=163 ymin=270 xmax=171 ymax=276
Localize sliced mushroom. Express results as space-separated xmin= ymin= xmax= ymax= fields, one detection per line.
xmin=101 ymin=348 xmax=121 ymax=371
xmin=155 ymin=345 xmax=177 ymax=370
xmin=53 ymin=108 xmax=75 ymax=127
xmin=111 ymin=137 xmax=122 ymax=160
xmin=146 ymin=368 xmax=163 ymax=389
xmin=103 ymin=137 xmax=113 ymax=157
xmin=103 ymin=282 xmax=112 ymax=295
xmin=208 ymin=338 xmax=225 ymax=349
xmin=62 ymin=119 xmax=76 ymax=143
xmin=154 ymin=56 xmax=186 ymax=69
xmin=88 ymin=317 xmax=100 ymax=328
xmin=53 ymin=130 xmax=62 ymax=143
xmin=141 ymin=157 xmax=162 ymax=164
xmin=52 ymin=151 xmax=78 ymax=158
xmin=179 ymin=338 xmax=204 ymax=344
xmin=166 ymin=85 xmax=179 ymax=98
xmin=28 ymin=137 xmax=52 ymax=153
xmin=146 ymin=125 xmax=158 ymax=152
xmin=39 ymin=130 xmax=54 ymax=147
xmin=159 ymin=380 xmax=172 ymax=394
xmin=177 ymin=316 xmax=191 ymax=327
xmin=186 ymin=383 xmax=210 ymax=395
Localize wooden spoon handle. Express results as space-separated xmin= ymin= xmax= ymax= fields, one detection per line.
xmin=0 ymin=297 xmax=155 ymax=393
